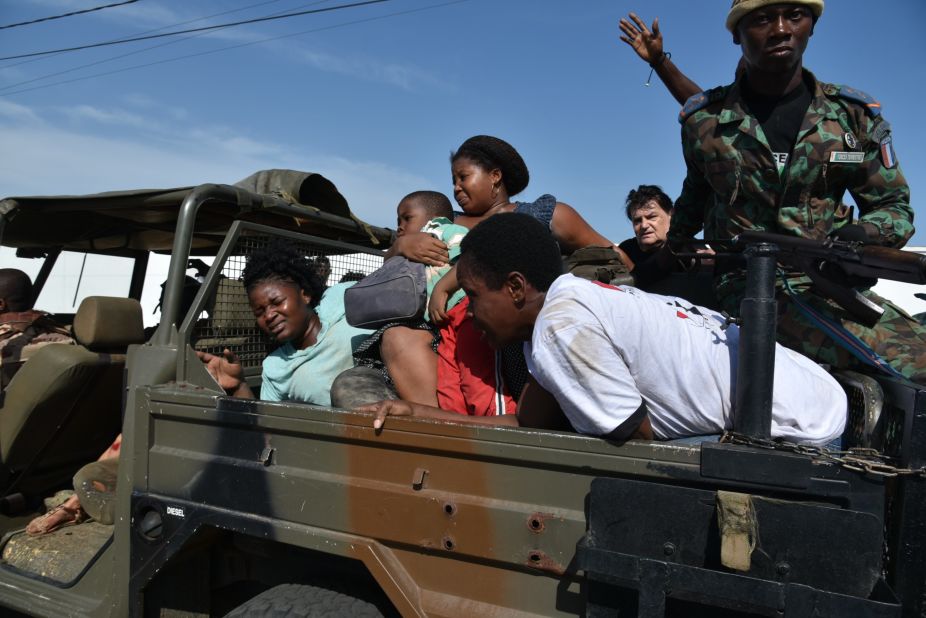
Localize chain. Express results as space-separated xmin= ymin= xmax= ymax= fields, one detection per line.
xmin=720 ymin=432 xmax=926 ymax=479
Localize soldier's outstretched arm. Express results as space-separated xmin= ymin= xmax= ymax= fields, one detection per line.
xmin=617 ymin=12 xmax=701 ymax=105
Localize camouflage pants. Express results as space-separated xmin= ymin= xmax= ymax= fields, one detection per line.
xmin=719 ymin=277 xmax=926 ymax=385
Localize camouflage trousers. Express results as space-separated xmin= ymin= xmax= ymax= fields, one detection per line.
xmin=718 ymin=276 xmax=926 ymax=385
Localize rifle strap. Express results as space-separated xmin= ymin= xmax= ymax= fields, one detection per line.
xmin=780 ymin=274 xmax=905 ymax=379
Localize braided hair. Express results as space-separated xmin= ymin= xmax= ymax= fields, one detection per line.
xmin=242 ymin=239 xmax=325 ymax=308
xmin=451 ymin=135 xmax=530 ymax=197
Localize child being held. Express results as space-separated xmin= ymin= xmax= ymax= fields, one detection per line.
xmin=396 ymin=191 xmax=516 ymax=417
xmin=395 ymin=191 xmax=468 ymax=321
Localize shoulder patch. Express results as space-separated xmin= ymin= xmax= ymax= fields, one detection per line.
xmin=678 ymin=87 xmax=727 ymax=124
xmin=834 ymin=84 xmax=882 ymax=118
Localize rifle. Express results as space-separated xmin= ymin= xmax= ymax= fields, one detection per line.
xmin=733 ymin=230 xmax=926 ymax=327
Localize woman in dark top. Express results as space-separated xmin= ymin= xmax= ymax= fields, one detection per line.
xmin=375 ymin=135 xmax=631 ymax=412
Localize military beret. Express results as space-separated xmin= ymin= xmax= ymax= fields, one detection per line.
xmin=726 ymin=0 xmax=824 ymax=32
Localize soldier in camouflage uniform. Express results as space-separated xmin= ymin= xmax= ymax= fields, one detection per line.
xmin=667 ymin=0 xmax=926 ymax=383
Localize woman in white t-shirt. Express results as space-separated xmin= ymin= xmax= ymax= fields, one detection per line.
xmin=358 ymin=213 xmax=846 ymax=446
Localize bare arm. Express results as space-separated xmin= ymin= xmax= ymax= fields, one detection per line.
xmin=428 ymin=265 xmax=459 ymax=325
xmin=618 ymin=13 xmax=701 ymax=105
xmin=385 ymin=232 xmax=450 ymax=266
xmin=358 ymin=399 xmax=519 ymax=431
xmin=549 ymin=203 xmax=633 ymax=269
xmin=604 ymin=403 xmax=655 ymax=442
xmin=515 ymin=376 xmax=573 ymax=431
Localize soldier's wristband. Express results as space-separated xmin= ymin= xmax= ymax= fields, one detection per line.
xmin=649 ymin=51 xmax=671 ymax=69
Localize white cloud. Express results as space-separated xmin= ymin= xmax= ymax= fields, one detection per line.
xmin=0 ymin=99 xmax=422 ymax=229
xmin=0 ymin=99 xmax=42 ymax=123
xmin=292 ymin=47 xmax=453 ymax=93
xmin=122 ymin=92 xmax=189 ymax=121
xmin=60 ymin=104 xmax=149 ymax=129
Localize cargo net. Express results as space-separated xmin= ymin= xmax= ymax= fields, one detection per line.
xmin=190 ymin=233 xmax=384 ymax=370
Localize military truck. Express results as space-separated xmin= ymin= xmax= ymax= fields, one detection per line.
xmin=0 ymin=171 xmax=923 ymax=617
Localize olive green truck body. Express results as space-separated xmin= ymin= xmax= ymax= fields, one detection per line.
xmin=0 ymin=179 xmax=923 ymax=617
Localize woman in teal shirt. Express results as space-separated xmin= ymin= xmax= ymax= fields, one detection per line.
xmin=199 ymin=240 xmax=371 ymax=406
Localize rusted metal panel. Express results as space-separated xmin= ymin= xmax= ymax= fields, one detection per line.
xmin=140 ymin=388 xmax=701 ymax=615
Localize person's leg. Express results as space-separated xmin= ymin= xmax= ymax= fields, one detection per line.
xmin=776 ymin=287 xmax=926 ymax=384
xmin=98 ymin=434 xmax=122 ymax=460
xmin=381 ymin=326 xmax=438 ymax=406
xmin=26 ymin=494 xmax=85 ymax=535
xmin=74 ymin=458 xmax=119 ymax=525
xmin=24 ymin=434 xmax=123 ymax=535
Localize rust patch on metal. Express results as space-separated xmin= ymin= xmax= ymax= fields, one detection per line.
xmin=525 ymin=549 xmax=566 ymax=575
xmin=526 ymin=512 xmax=549 ymax=533
xmin=345 ymin=421 xmax=509 ymax=612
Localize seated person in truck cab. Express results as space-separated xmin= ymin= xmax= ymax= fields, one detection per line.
xmin=199 ymin=239 xmax=372 ymax=406
xmin=0 ymin=269 xmax=74 ymax=391
xmin=359 ymin=213 xmax=847 ymax=445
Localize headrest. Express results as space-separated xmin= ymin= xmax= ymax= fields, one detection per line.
xmin=73 ymin=296 xmax=145 ymax=349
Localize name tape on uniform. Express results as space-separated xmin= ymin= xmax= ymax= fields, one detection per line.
xmin=829 ymin=151 xmax=865 ymax=164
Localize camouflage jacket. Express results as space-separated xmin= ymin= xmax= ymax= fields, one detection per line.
xmin=0 ymin=310 xmax=74 ymax=390
xmin=668 ymin=71 xmax=913 ymax=250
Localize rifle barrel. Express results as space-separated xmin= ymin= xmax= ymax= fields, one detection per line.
xmin=733 ymin=231 xmax=926 ymax=285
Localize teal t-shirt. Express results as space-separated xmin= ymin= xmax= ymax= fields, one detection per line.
xmin=260 ymin=282 xmax=372 ymax=406
xmin=422 ymin=217 xmax=468 ymax=320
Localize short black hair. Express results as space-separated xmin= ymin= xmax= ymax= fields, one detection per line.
xmin=339 ymin=271 xmax=366 ymax=283
xmin=0 ymin=268 xmax=34 ymax=312
xmin=400 ymin=190 xmax=453 ymax=220
xmin=242 ymin=239 xmax=325 ymax=307
xmin=451 ymin=135 xmax=530 ymax=197
xmin=458 ymin=213 xmax=562 ymax=292
xmin=624 ymin=184 xmax=673 ymax=220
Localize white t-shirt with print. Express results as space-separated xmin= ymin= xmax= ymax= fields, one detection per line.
xmin=524 ymin=275 xmax=846 ymax=445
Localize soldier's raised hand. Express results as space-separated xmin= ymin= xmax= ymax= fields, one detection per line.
xmin=618 ymin=13 xmax=663 ymax=65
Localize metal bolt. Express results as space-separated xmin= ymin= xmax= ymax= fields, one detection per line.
xmin=411 ymin=468 xmax=428 ymax=491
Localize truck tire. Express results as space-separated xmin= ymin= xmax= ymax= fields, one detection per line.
xmin=224 ymin=583 xmax=386 ymax=617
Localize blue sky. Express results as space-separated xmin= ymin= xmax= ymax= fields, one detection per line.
xmin=1 ymin=0 xmax=924 ymax=250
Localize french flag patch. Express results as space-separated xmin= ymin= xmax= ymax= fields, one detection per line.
xmin=881 ymin=137 xmax=896 ymax=168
